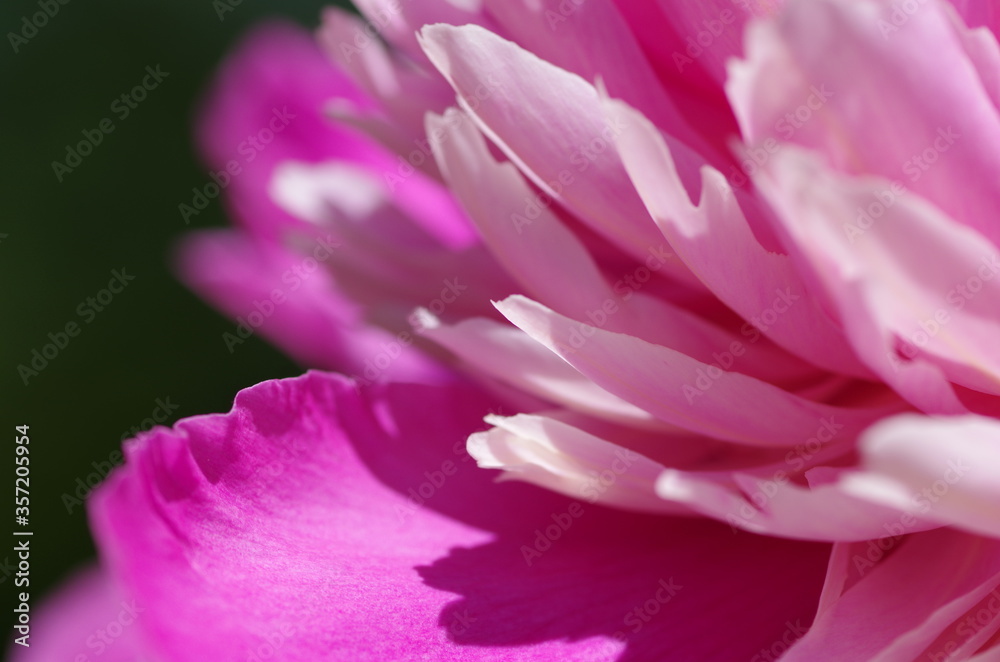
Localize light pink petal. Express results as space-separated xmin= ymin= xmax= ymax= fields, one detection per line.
xmin=418 ymin=23 xmax=704 ymax=287
xmin=317 ymin=7 xmax=455 ymax=169
xmin=496 ymin=294 xmax=901 ymax=447
xmin=783 ymin=528 xmax=1000 ymax=661
xmin=537 ymin=408 xmax=776 ymax=473
xmin=656 ymin=465 xmax=937 ymax=542
xmin=427 ymin=105 xmax=819 ymax=386
xmin=468 ymin=413 xmax=687 ymax=514
xmin=89 ymin=372 xmax=831 ymax=660
xmin=756 ymin=147 xmax=1000 ymax=410
xmin=604 ymin=95 xmax=873 ymax=379
xmin=479 ymin=0 xmax=717 ymax=159
xmin=421 ymin=315 xmax=679 ymax=431
xmin=971 ymin=643 xmax=1000 ymax=661
xmin=840 ymin=413 xmax=1000 ymax=539
xmin=427 ymin=107 xmax=631 ymax=318
xmin=9 ymin=566 xmax=148 ymax=662
xmin=944 ymin=3 xmax=1000 ymax=112
xmin=727 ymin=0 xmax=1000 ymax=250
xmin=351 ymin=0 xmax=497 ymax=66
xmin=813 ymin=540 xmax=877 ymax=618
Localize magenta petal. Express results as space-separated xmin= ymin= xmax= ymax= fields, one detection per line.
xmin=950 ymin=0 xmax=1000 ymax=38
xmin=89 ymin=372 xmax=830 ymax=660
xmin=9 ymin=566 xmax=148 ymax=662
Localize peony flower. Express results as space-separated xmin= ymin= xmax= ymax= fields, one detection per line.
xmin=19 ymin=0 xmax=1000 ymax=660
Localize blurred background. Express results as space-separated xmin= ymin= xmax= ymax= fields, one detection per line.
xmin=2 ymin=0 xmax=349 ymax=636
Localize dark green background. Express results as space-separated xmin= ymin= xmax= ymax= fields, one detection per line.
xmin=2 ymin=0 xmax=349 ymax=637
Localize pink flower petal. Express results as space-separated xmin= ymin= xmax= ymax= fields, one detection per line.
xmin=727 ymin=0 xmax=1000 ymax=250
xmin=351 ymin=0 xmax=498 ymax=66
xmin=418 ymin=23 xmax=704 ymax=287
xmin=604 ymin=95 xmax=873 ymax=379
xmin=756 ymin=147 xmax=1000 ymax=410
xmin=88 ymin=372 xmax=831 ymax=660
xmin=496 ymin=294 xmax=902 ymax=447
xmin=841 ymin=413 xmax=1000 ymax=539
xmin=317 ymin=7 xmax=456 ymax=170
xmin=421 ymin=315 xmax=678 ymax=431
xmin=656 ymin=465 xmax=937 ymax=542
xmin=784 ymin=528 xmax=1000 ymax=661
xmin=427 ymin=105 xmax=821 ymax=387
xmin=468 ymin=412 xmax=687 ymax=514
xmin=478 ymin=0 xmax=715 ymax=158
